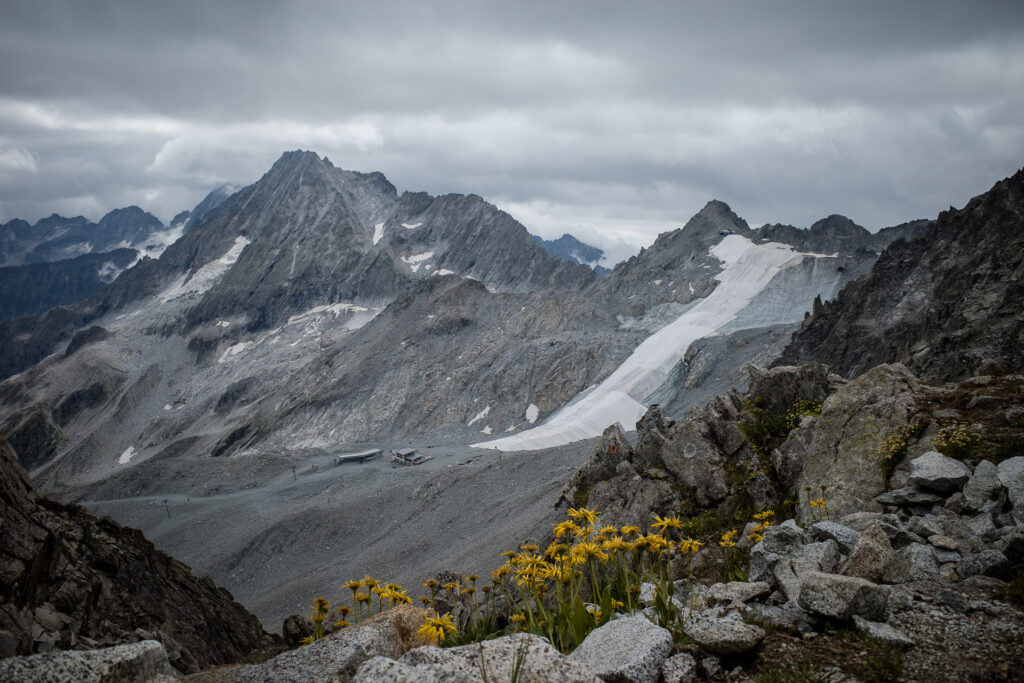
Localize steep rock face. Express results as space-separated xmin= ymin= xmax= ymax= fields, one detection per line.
xmin=0 ymin=249 xmax=138 ymax=323
xmin=0 ymin=434 xmax=280 ymax=673
xmin=778 ymin=168 xmax=1024 ymax=382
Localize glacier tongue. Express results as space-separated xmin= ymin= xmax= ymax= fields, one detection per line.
xmin=473 ymin=235 xmax=812 ymax=452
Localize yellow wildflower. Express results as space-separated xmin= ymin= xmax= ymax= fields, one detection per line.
xmin=416 ymin=614 xmax=456 ymax=645
xmin=651 ymin=514 xmax=682 ymax=534
xmin=567 ymin=507 xmax=599 ymax=526
xmin=719 ymin=529 xmax=739 ymax=548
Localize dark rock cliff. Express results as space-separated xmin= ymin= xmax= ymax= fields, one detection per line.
xmin=778 ymin=167 xmax=1024 ymax=382
xmin=0 ymin=433 xmax=281 ymax=673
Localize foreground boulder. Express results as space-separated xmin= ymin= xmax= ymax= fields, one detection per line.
xmin=355 ymin=633 xmax=599 ymax=683
xmin=797 ymin=572 xmax=889 ymax=621
xmin=569 ymin=614 xmax=673 ymax=683
xmin=0 ymin=434 xmax=280 ymax=674
xmin=220 ymin=605 xmax=426 ymax=683
xmin=0 ymin=640 xmax=178 ymax=682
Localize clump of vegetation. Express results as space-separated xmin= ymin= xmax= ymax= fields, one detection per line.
xmin=932 ymin=422 xmax=987 ymax=460
xmin=877 ymin=421 xmax=926 ymax=483
xmin=738 ymin=397 xmax=824 ymax=478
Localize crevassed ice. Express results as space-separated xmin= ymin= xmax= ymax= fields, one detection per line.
xmin=473 ymin=235 xmax=815 ymax=452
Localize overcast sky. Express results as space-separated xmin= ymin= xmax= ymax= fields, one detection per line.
xmin=1 ymin=1 xmax=1022 ymax=264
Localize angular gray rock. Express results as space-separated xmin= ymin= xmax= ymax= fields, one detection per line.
xmin=963 ymin=460 xmax=1002 ymax=511
xmin=683 ymin=615 xmax=766 ymax=655
xmin=798 ymin=572 xmax=890 ymax=621
xmin=748 ymin=521 xmax=806 ymax=583
xmin=851 ymin=616 xmax=915 ymax=650
xmin=874 ymin=487 xmax=944 ymax=507
xmin=909 ymin=451 xmax=971 ymax=494
xmin=356 ymin=634 xmax=600 ymax=683
xmin=706 ymin=581 xmax=771 ymax=605
xmin=569 ymin=614 xmax=673 ymax=683
xmin=0 ymin=640 xmax=178 ymax=683
xmin=883 ymin=543 xmax=942 ymax=584
xmin=997 ymin=457 xmax=1024 ymax=523
xmin=661 ymin=652 xmax=697 ymax=683
xmin=808 ymin=521 xmax=861 ymax=552
xmin=956 ymin=550 xmax=1011 ymax=580
xmin=773 ymin=540 xmax=842 ymax=603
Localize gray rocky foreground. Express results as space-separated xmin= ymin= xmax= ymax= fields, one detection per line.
xmin=0 ymin=640 xmax=179 ymax=682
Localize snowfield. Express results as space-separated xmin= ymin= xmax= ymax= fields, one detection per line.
xmin=474 ymin=235 xmax=821 ymax=451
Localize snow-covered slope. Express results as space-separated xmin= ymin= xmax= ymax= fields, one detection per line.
xmin=474 ymin=235 xmax=837 ymax=451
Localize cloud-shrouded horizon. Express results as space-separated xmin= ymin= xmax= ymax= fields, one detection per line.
xmin=1 ymin=0 xmax=1022 ymax=265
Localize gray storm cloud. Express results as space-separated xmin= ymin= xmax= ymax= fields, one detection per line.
xmin=1 ymin=0 xmax=1022 ymax=264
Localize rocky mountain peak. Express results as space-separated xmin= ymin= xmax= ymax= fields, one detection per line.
xmin=808 ymin=214 xmax=868 ymax=238
xmin=684 ymin=199 xmax=751 ymax=239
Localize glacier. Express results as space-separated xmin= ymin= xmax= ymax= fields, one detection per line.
xmin=474 ymin=235 xmax=831 ymax=452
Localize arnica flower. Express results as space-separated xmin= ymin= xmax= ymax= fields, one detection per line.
xmin=419 ymin=596 xmax=432 ymax=606
xmin=651 ymin=514 xmax=682 ymax=534
xmin=422 ymin=578 xmax=439 ymax=590
xmin=354 ymin=592 xmax=371 ymax=604
xmin=719 ymin=529 xmax=739 ymax=548
xmin=599 ymin=525 xmax=618 ymax=536
xmin=416 ymin=614 xmax=456 ymax=645
xmin=342 ymin=579 xmax=362 ymax=593
xmin=553 ymin=520 xmax=580 ymax=538
xmin=333 ymin=619 xmax=351 ymax=628
xmin=567 ymin=507 xmax=599 ymax=526
xmin=620 ymin=525 xmax=641 ymax=536
xmin=500 ymin=550 xmax=517 ymax=559
xmin=520 ymin=543 xmax=540 ymax=553
xmin=610 ymin=598 xmax=624 ymax=611
xmin=361 ymin=576 xmax=378 ymax=590
xmin=492 ymin=564 xmax=511 ymax=581
xmin=678 ymin=539 xmax=704 ymax=554
xmin=467 ymin=574 xmax=479 ymax=583
xmin=509 ymin=613 xmax=526 ymax=627
xmin=752 ymin=509 xmax=775 ymax=521
xmin=442 ymin=581 xmax=459 ymax=593
xmin=337 ymin=605 xmax=351 ymax=617
xmin=603 ymin=536 xmax=630 ymax=553
xmin=545 ymin=541 xmax=568 ymax=558
xmin=641 ymin=534 xmax=669 ymax=554
xmin=809 ymin=498 xmax=827 ymax=509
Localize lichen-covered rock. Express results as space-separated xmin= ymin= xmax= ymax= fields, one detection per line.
xmin=908 ymin=451 xmax=971 ymax=494
xmin=569 ymin=614 xmax=672 ymax=683
xmin=657 ymin=413 xmax=730 ymax=508
xmin=775 ymin=364 xmax=920 ymax=523
xmin=0 ymin=640 xmax=178 ymax=683
xmin=798 ymin=572 xmax=890 ymax=621
xmin=683 ymin=615 xmax=765 ymax=655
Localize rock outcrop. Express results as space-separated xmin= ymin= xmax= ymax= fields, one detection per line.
xmin=0 ymin=434 xmax=280 ymax=674
xmin=779 ymin=166 xmax=1024 ymax=382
